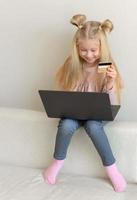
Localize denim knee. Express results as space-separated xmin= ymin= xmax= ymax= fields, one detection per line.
xmin=84 ymin=120 xmax=103 ymax=135
xmin=58 ymin=118 xmax=80 ymax=136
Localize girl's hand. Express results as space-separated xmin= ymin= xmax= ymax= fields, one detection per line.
xmin=106 ymin=64 xmax=117 ymax=90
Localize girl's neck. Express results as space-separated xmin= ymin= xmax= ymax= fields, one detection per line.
xmin=83 ymin=61 xmax=98 ymax=73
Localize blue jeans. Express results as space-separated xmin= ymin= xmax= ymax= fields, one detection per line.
xmin=53 ymin=119 xmax=115 ymax=166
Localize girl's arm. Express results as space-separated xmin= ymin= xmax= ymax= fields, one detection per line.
xmin=102 ymin=64 xmax=119 ymax=104
xmin=105 ymin=64 xmax=117 ymax=90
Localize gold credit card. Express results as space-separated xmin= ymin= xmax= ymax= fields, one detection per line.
xmin=98 ymin=62 xmax=112 ymax=73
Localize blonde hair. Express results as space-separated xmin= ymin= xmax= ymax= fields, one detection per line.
xmin=56 ymin=14 xmax=123 ymax=102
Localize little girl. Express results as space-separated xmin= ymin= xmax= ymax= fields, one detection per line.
xmin=43 ymin=14 xmax=127 ymax=192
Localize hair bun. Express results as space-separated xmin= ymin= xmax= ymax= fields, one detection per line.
xmin=101 ymin=19 xmax=113 ymax=33
xmin=70 ymin=14 xmax=86 ymax=28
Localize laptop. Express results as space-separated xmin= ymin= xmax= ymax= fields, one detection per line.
xmin=38 ymin=90 xmax=120 ymax=121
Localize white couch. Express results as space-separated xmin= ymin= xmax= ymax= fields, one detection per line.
xmin=0 ymin=107 xmax=137 ymax=200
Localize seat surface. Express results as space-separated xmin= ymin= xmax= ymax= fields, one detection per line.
xmin=0 ymin=164 xmax=136 ymax=200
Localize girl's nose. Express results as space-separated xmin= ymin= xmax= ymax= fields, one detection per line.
xmin=86 ymin=51 xmax=92 ymax=57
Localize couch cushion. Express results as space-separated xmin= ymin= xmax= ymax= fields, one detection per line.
xmin=0 ymin=164 xmax=136 ymax=200
xmin=0 ymin=107 xmax=137 ymax=182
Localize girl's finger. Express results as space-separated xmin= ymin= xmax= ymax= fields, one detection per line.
xmin=107 ymin=66 xmax=115 ymax=71
xmin=106 ymin=72 xmax=117 ymax=78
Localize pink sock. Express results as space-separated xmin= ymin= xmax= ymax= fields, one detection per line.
xmin=105 ymin=163 xmax=127 ymax=192
xmin=43 ymin=159 xmax=64 ymax=185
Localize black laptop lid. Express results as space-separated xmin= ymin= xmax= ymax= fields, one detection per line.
xmin=39 ymin=90 xmax=120 ymax=121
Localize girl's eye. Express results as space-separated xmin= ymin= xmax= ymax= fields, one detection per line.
xmin=80 ymin=49 xmax=96 ymax=52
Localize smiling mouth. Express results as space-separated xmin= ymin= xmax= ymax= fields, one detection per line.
xmin=85 ymin=58 xmax=93 ymax=62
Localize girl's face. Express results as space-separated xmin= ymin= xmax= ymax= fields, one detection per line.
xmin=78 ymin=38 xmax=100 ymax=66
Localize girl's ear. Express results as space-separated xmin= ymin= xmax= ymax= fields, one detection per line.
xmin=101 ymin=19 xmax=113 ymax=33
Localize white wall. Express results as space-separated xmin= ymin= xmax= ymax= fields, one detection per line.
xmin=0 ymin=0 xmax=137 ymax=120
